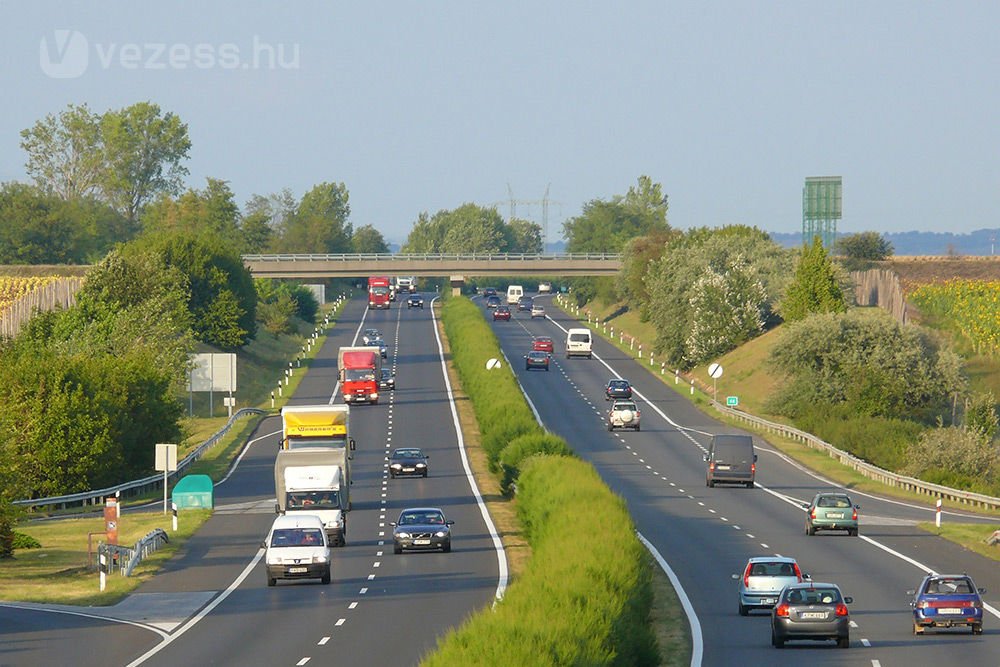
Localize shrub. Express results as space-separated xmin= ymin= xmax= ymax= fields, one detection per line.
xmin=13 ymin=532 xmax=41 ymax=550
xmin=904 ymin=426 xmax=999 ymax=493
xmin=498 ymin=433 xmax=574 ymax=494
xmin=793 ymin=405 xmax=923 ymax=471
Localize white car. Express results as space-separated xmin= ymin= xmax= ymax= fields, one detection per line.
xmin=538 ymin=282 xmax=552 ymax=293
xmin=608 ymin=400 xmax=641 ymax=431
xmin=530 ymin=304 xmax=546 ymax=319
xmin=263 ymin=514 xmax=331 ymax=586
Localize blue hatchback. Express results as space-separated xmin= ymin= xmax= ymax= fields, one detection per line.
xmin=909 ymin=574 xmax=985 ymax=635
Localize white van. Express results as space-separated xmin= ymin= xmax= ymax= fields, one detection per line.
xmin=566 ymin=328 xmax=593 ymax=359
xmin=263 ymin=514 xmax=331 ymax=586
xmin=506 ymin=285 xmax=524 ymax=305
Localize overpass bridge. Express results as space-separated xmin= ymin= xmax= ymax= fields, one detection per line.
xmin=243 ymin=253 xmax=621 ymax=289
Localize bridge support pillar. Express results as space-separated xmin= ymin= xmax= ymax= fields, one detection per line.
xmin=450 ymin=275 xmax=465 ymax=297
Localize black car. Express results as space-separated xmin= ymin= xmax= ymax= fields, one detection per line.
xmin=482 ymin=287 xmax=498 ymax=297
xmin=387 ymin=447 xmax=428 ymax=478
xmin=524 ymin=350 xmax=550 ymax=371
xmin=373 ymin=338 xmax=388 ymax=358
xmin=605 ymin=379 xmax=633 ymax=400
xmin=771 ymin=582 xmax=853 ymax=649
xmin=406 ymin=293 xmax=424 ymax=309
xmin=379 ymin=368 xmax=396 ymax=391
xmin=485 ymin=295 xmax=501 ymax=309
xmin=392 ymin=507 xmax=453 ymax=553
xmin=362 ymin=328 xmax=381 ymax=345
xmin=517 ymin=296 xmax=533 ymax=311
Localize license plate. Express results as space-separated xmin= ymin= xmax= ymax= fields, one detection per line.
xmin=827 ymin=512 xmax=844 ymax=519
xmin=938 ymin=608 xmax=962 ymax=615
xmin=801 ymin=612 xmax=827 ymax=619
xmin=761 ymin=598 xmax=776 ymax=605
xmin=413 ymin=539 xmax=431 ymax=545
xmin=716 ymin=464 xmax=731 ymax=470
xmin=402 ymin=468 xmax=414 ymax=472
xmin=288 ymin=567 xmax=307 ymax=573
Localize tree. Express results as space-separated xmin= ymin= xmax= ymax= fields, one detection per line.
xmin=141 ymin=178 xmax=241 ymax=245
xmin=440 ymin=204 xmax=507 ymax=254
xmin=20 ymin=103 xmax=104 ymax=200
xmin=780 ymin=236 xmax=847 ymax=322
xmin=505 ymin=218 xmax=543 ymax=253
xmin=100 ymin=102 xmax=191 ymax=222
xmin=401 ymin=212 xmax=443 ymax=253
xmin=0 ymin=182 xmax=130 ymax=264
xmin=563 ymin=175 xmax=670 ymax=253
xmin=351 ymin=224 xmax=390 ymax=254
xmin=279 ymin=182 xmax=352 ymax=253
xmin=835 ymin=231 xmax=893 ymax=271
xmin=617 ymin=229 xmax=676 ymax=320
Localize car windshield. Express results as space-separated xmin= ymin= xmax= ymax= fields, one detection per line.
xmin=925 ymin=578 xmax=974 ymax=594
xmin=748 ymin=561 xmax=797 ymax=577
xmin=818 ymin=495 xmax=851 ymax=508
xmin=346 ymin=369 xmax=376 ymax=382
xmin=286 ymin=436 xmax=347 ymax=450
xmin=270 ymin=527 xmax=325 ymax=547
xmin=786 ymin=588 xmax=841 ymax=604
xmin=394 ymin=449 xmax=423 ymax=459
xmin=399 ymin=511 xmax=445 ymax=525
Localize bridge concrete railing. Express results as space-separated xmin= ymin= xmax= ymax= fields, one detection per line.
xmin=244 ymin=253 xmax=622 ymax=278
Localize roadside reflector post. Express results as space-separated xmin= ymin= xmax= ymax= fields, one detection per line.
xmin=638 ymin=345 xmax=642 ymax=359
xmin=99 ymin=551 xmax=107 ymax=591
xmin=690 ymin=379 xmax=695 ymax=395
xmin=675 ymin=369 xmax=680 ymax=384
xmin=610 ymin=327 xmax=614 ymax=339
xmin=630 ymin=338 xmax=634 ymax=351
xmin=172 ymin=502 xmax=178 ymax=532
xmin=936 ymin=498 xmax=942 ymax=528
xmin=271 ymin=391 xmax=275 ymax=408
xmin=661 ymin=362 xmax=665 ymax=375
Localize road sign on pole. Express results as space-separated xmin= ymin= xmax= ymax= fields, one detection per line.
xmin=155 ymin=444 xmax=178 ymax=515
xmin=726 ymin=396 xmax=739 ymax=407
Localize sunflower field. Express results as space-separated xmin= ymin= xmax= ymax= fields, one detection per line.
xmin=910 ymin=279 xmax=1000 ymax=356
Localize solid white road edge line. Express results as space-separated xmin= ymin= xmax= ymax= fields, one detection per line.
xmin=126 ymin=549 xmax=265 ymax=666
xmin=431 ymin=296 xmax=509 ymax=605
xmin=637 ymin=532 xmax=703 ymax=667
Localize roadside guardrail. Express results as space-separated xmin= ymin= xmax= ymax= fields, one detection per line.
xmin=13 ymin=407 xmax=267 ymax=512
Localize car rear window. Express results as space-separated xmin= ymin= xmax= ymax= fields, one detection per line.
xmin=749 ymin=562 xmax=796 ymax=577
xmin=570 ymin=333 xmax=589 ymax=342
xmin=818 ymin=496 xmax=851 ymax=508
xmin=926 ymin=578 xmax=974 ymax=594
xmin=786 ymin=588 xmax=841 ymax=604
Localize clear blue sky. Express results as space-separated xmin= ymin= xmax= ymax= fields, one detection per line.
xmin=2 ymin=1 xmax=998 ymax=245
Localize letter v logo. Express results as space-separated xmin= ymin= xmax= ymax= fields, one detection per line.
xmin=39 ymin=30 xmax=89 ymax=79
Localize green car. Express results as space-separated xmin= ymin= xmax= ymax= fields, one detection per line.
xmin=804 ymin=492 xmax=859 ymax=536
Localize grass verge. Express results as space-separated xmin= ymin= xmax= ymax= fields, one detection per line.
xmin=2 ymin=510 xmax=211 ymax=606
xmin=916 ymin=523 xmax=1000 ymax=562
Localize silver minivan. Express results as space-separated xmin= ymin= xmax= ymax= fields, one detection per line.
xmin=704 ymin=434 xmax=756 ymax=488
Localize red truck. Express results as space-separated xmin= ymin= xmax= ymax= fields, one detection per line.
xmin=338 ymin=346 xmax=383 ymax=404
xmin=369 ymin=276 xmax=391 ymax=309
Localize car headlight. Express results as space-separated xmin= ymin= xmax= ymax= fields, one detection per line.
xmin=434 ymin=530 xmax=449 ymax=538
xmin=391 ymin=463 xmax=402 ymax=469
xmin=416 ymin=463 xmax=426 ymax=468
xmin=313 ymin=555 xmax=328 ymax=563
xmin=396 ymin=532 xmax=410 ymax=539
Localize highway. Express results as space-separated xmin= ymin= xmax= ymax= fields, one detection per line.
xmin=486 ymin=293 xmax=1000 ymax=666
xmin=0 ymin=295 xmax=502 ymax=667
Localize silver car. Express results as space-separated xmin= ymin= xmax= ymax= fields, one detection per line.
xmin=733 ymin=556 xmax=808 ymax=616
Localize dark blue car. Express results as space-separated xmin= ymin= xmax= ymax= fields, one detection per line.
xmin=910 ymin=573 xmax=985 ymax=635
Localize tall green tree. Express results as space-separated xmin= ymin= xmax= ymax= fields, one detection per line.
xmin=617 ymin=228 xmax=676 ymax=320
xmin=351 ymin=224 xmax=390 ymax=253
xmin=835 ymin=231 xmax=894 ymax=271
xmin=279 ymin=182 xmax=352 ymax=253
xmin=20 ymin=103 xmax=104 ymax=200
xmin=141 ymin=178 xmax=241 ymax=245
xmin=100 ymin=102 xmax=191 ymax=222
xmin=563 ymin=175 xmax=669 ymax=253
xmin=781 ymin=236 xmax=848 ymax=322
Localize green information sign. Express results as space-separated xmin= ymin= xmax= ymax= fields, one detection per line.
xmin=726 ymin=396 xmax=739 ymax=407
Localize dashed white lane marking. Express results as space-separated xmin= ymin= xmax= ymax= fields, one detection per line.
xmin=376 ymin=551 xmax=383 ymax=556
xmin=368 ymin=574 xmax=375 ymax=580
xmin=297 ymin=658 xmax=310 ymax=665
xmin=335 ymin=618 xmax=345 ymax=626
xmin=760 ymin=543 xmax=769 ymax=549
xmin=359 ymin=588 xmax=368 ymax=595
xmin=872 ymin=661 xmax=882 ymax=667
xmin=746 ymin=534 xmax=755 ymax=539
xmin=708 ymin=509 xmax=716 ymax=514
xmin=348 ymin=602 xmax=358 ymax=610
xmin=861 ymin=638 xmax=871 ymax=647
xmin=849 ymin=621 xmax=858 ymax=628
xmin=720 ymin=517 xmax=728 ymax=522
xmin=733 ymin=525 xmax=740 ymax=530
xmin=373 ymin=561 xmax=381 ymax=568
xmin=318 ymin=637 xmax=330 ymax=645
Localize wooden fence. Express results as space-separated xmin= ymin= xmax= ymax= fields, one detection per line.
xmin=0 ymin=277 xmax=85 ymax=339
xmin=851 ymin=268 xmax=907 ymax=324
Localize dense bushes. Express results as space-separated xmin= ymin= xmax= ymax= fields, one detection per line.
xmin=425 ymin=455 xmax=658 ymax=667
xmin=428 ymin=296 xmax=659 ymax=666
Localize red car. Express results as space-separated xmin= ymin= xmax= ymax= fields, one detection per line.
xmin=493 ymin=306 xmax=511 ymax=321
xmin=532 ymin=336 xmax=554 ymax=353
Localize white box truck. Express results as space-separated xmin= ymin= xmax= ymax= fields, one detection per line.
xmin=274 ymin=449 xmax=349 ymax=546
